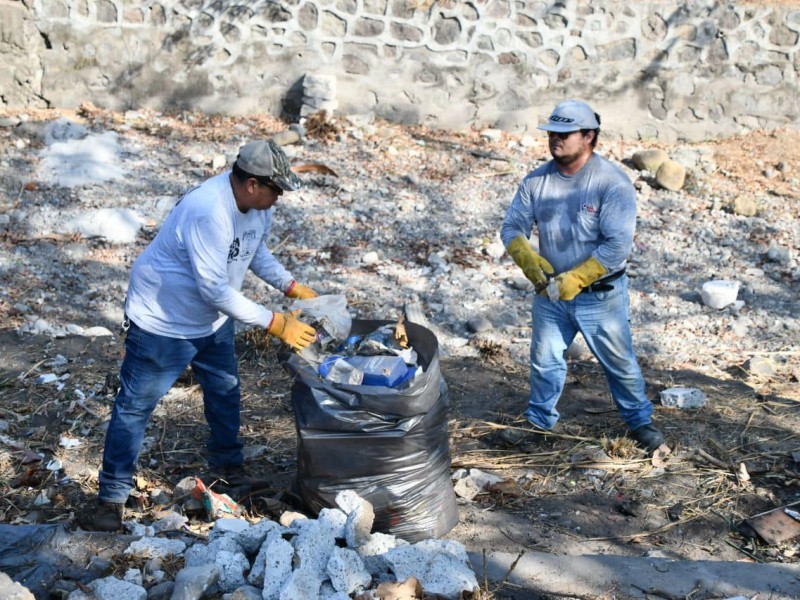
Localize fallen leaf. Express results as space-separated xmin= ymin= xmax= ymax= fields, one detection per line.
xmin=488 ymin=479 xmax=524 ymax=498
xmin=14 ymin=448 xmax=44 ymax=464
xmin=291 ymin=163 xmax=339 ymax=177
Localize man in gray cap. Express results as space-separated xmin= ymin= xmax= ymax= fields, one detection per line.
xmin=81 ymin=140 xmax=319 ymax=531
xmin=501 ymin=99 xmax=664 ymax=453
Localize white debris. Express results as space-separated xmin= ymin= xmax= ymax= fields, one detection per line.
xmin=87 ymin=576 xmax=147 ymax=600
xmin=327 ymin=547 xmax=371 ymax=594
xmin=214 ymin=549 xmax=250 ymax=592
xmin=261 ymin=538 xmax=294 ymax=600
xmin=659 ymin=387 xmax=707 ymax=409
xmin=39 ymin=130 xmax=126 ymax=187
xmin=58 ymin=435 xmax=81 ymax=449
xmin=468 ymin=468 xmax=505 ymax=490
xmin=384 ymin=539 xmax=479 ymax=599
xmin=124 ymin=537 xmax=186 ymax=559
xmin=700 ymin=279 xmax=740 ymax=309
xmin=60 ymin=208 xmax=145 ymax=244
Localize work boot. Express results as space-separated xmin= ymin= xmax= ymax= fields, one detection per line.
xmin=497 ymin=419 xmax=552 ymax=446
xmin=207 ymin=465 xmax=273 ymax=499
xmin=77 ymin=500 xmax=124 ymax=532
xmin=629 ymin=423 xmax=665 ymax=452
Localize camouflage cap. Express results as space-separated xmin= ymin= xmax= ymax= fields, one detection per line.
xmin=235 ymin=140 xmax=303 ymax=192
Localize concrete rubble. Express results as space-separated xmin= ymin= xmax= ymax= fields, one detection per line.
xmin=51 ymin=491 xmax=477 ymax=600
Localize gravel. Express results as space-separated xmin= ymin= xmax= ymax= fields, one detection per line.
xmin=0 ymin=107 xmax=798 ymax=381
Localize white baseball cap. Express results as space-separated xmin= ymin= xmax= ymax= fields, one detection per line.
xmin=538 ymin=99 xmax=600 ymax=133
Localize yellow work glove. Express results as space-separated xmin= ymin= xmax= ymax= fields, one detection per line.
xmin=506 ymin=235 xmax=554 ymax=288
xmin=285 ymin=281 xmax=318 ymax=300
xmin=267 ymin=309 xmax=316 ymax=350
xmin=555 ymin=256 xmax=608 ymax=301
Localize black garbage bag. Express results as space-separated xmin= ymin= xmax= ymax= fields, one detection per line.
xmin=282 ymin=319 xmax=459 ymax=542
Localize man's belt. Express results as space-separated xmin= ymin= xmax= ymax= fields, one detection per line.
xmin=581 ymin=268 xmax=626 ymax=293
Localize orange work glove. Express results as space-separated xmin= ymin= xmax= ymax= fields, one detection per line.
xmin=267 ymin=309 xmax=316 ymax=350
xmin=555 ymin=256 xmax=607 ymax=301
xmin=285 ymin=281 xmax=318 ymax=300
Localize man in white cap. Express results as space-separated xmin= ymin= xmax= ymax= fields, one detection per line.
xmin=81 ymin=140 xmax=319 ymax=531
xmin=501 ymin=99 xmax=664 ymax=453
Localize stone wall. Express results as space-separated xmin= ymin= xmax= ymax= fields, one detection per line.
xmin=1 ymin=0 xmax=799 ymax=141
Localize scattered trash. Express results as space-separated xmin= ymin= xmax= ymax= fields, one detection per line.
xmin=700 ymin=279 xmax=740 ymax=309
xmin=191 ymin=478 xmax=244 ymax=520
xmin=745 ymin=505 xmax=800 ymax=544
xmin=58 ymin=435 xmax=82 ymax=449
xmin=35 ymin=373 xmax=58 ymax=384
xmin=659 ymin=387 xmax=707 ymax=409
xmin=320 ymin=354 xmax=415 ymax=388
xmin=292 ymin=294 xmax=352 ymax=363
xmin=784 ymin=508 xmax=800 ymax=522
xmin=737 ymin=462 xmax=751 ymax=482
xmin=547 ymin=278 xmax=560 ymax=303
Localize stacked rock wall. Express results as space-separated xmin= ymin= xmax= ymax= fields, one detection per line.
xmin=1 ymin=0 xmax=799 ymax=141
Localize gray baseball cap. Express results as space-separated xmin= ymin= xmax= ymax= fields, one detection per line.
xmin=235 ymin=140 xmax=303 ymax=191
xmin=538 ymin=99 xmax=600 ymax=133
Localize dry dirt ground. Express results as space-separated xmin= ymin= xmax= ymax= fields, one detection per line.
xmin=1 ymin=113 xmax=800 ymax=599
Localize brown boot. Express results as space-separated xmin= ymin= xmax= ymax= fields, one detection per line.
xmin=77 ymin=500 xmax=124 ymax=532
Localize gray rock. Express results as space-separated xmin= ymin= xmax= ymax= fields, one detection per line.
xmin=766 ymin=245 xmax=791 ymax=265
xmin=146 ymin=582 xmax=174 ymax=600
xmin=171 ymin=565 xmax=220 ymax=600
xmin=745 ymin=356 xmax=777 ymax=377
xmin=272 ymin=130 xmax=302 ymax=147
xmin=466 ymin=315 xmax=493 ymax=333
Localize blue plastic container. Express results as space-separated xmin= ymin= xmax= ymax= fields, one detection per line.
xmin=345 ymin=355 xmax=408 ymax=387
xmin=319 ymin=355 xmax=411 ymax=388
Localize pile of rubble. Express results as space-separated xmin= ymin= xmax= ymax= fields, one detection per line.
xmin=2 ymin=490 xmax=478 ymax=600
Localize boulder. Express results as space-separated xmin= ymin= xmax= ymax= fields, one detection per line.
xmin=655 ymin=159 xmax=686 ymax=191
xmin=732 ymin=195 xmax=758 ymax=216
xmin=632 ymin=149 xmax=668 ymax=173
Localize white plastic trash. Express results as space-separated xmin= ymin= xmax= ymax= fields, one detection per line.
xmin=660 ymin=387 xmax=707 ymax=409
xmin=700 ymin=279 xmax=739 ymax=309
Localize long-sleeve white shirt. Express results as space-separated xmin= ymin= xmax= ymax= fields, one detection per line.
xmin=125 ymin=172 xmax=294 ymax=338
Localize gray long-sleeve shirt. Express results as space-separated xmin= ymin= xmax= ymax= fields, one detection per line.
xmin=501 ymin=154 xmax=636 ymax=275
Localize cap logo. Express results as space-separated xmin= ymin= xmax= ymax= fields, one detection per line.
xmin=551 ymin=115 xmax=574 ymax=123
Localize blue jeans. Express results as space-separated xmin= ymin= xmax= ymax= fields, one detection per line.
xmin=99 ymin=318 xmax=243 ymax=503
xmin=526 ymin=275 xmax=653 ymax=431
